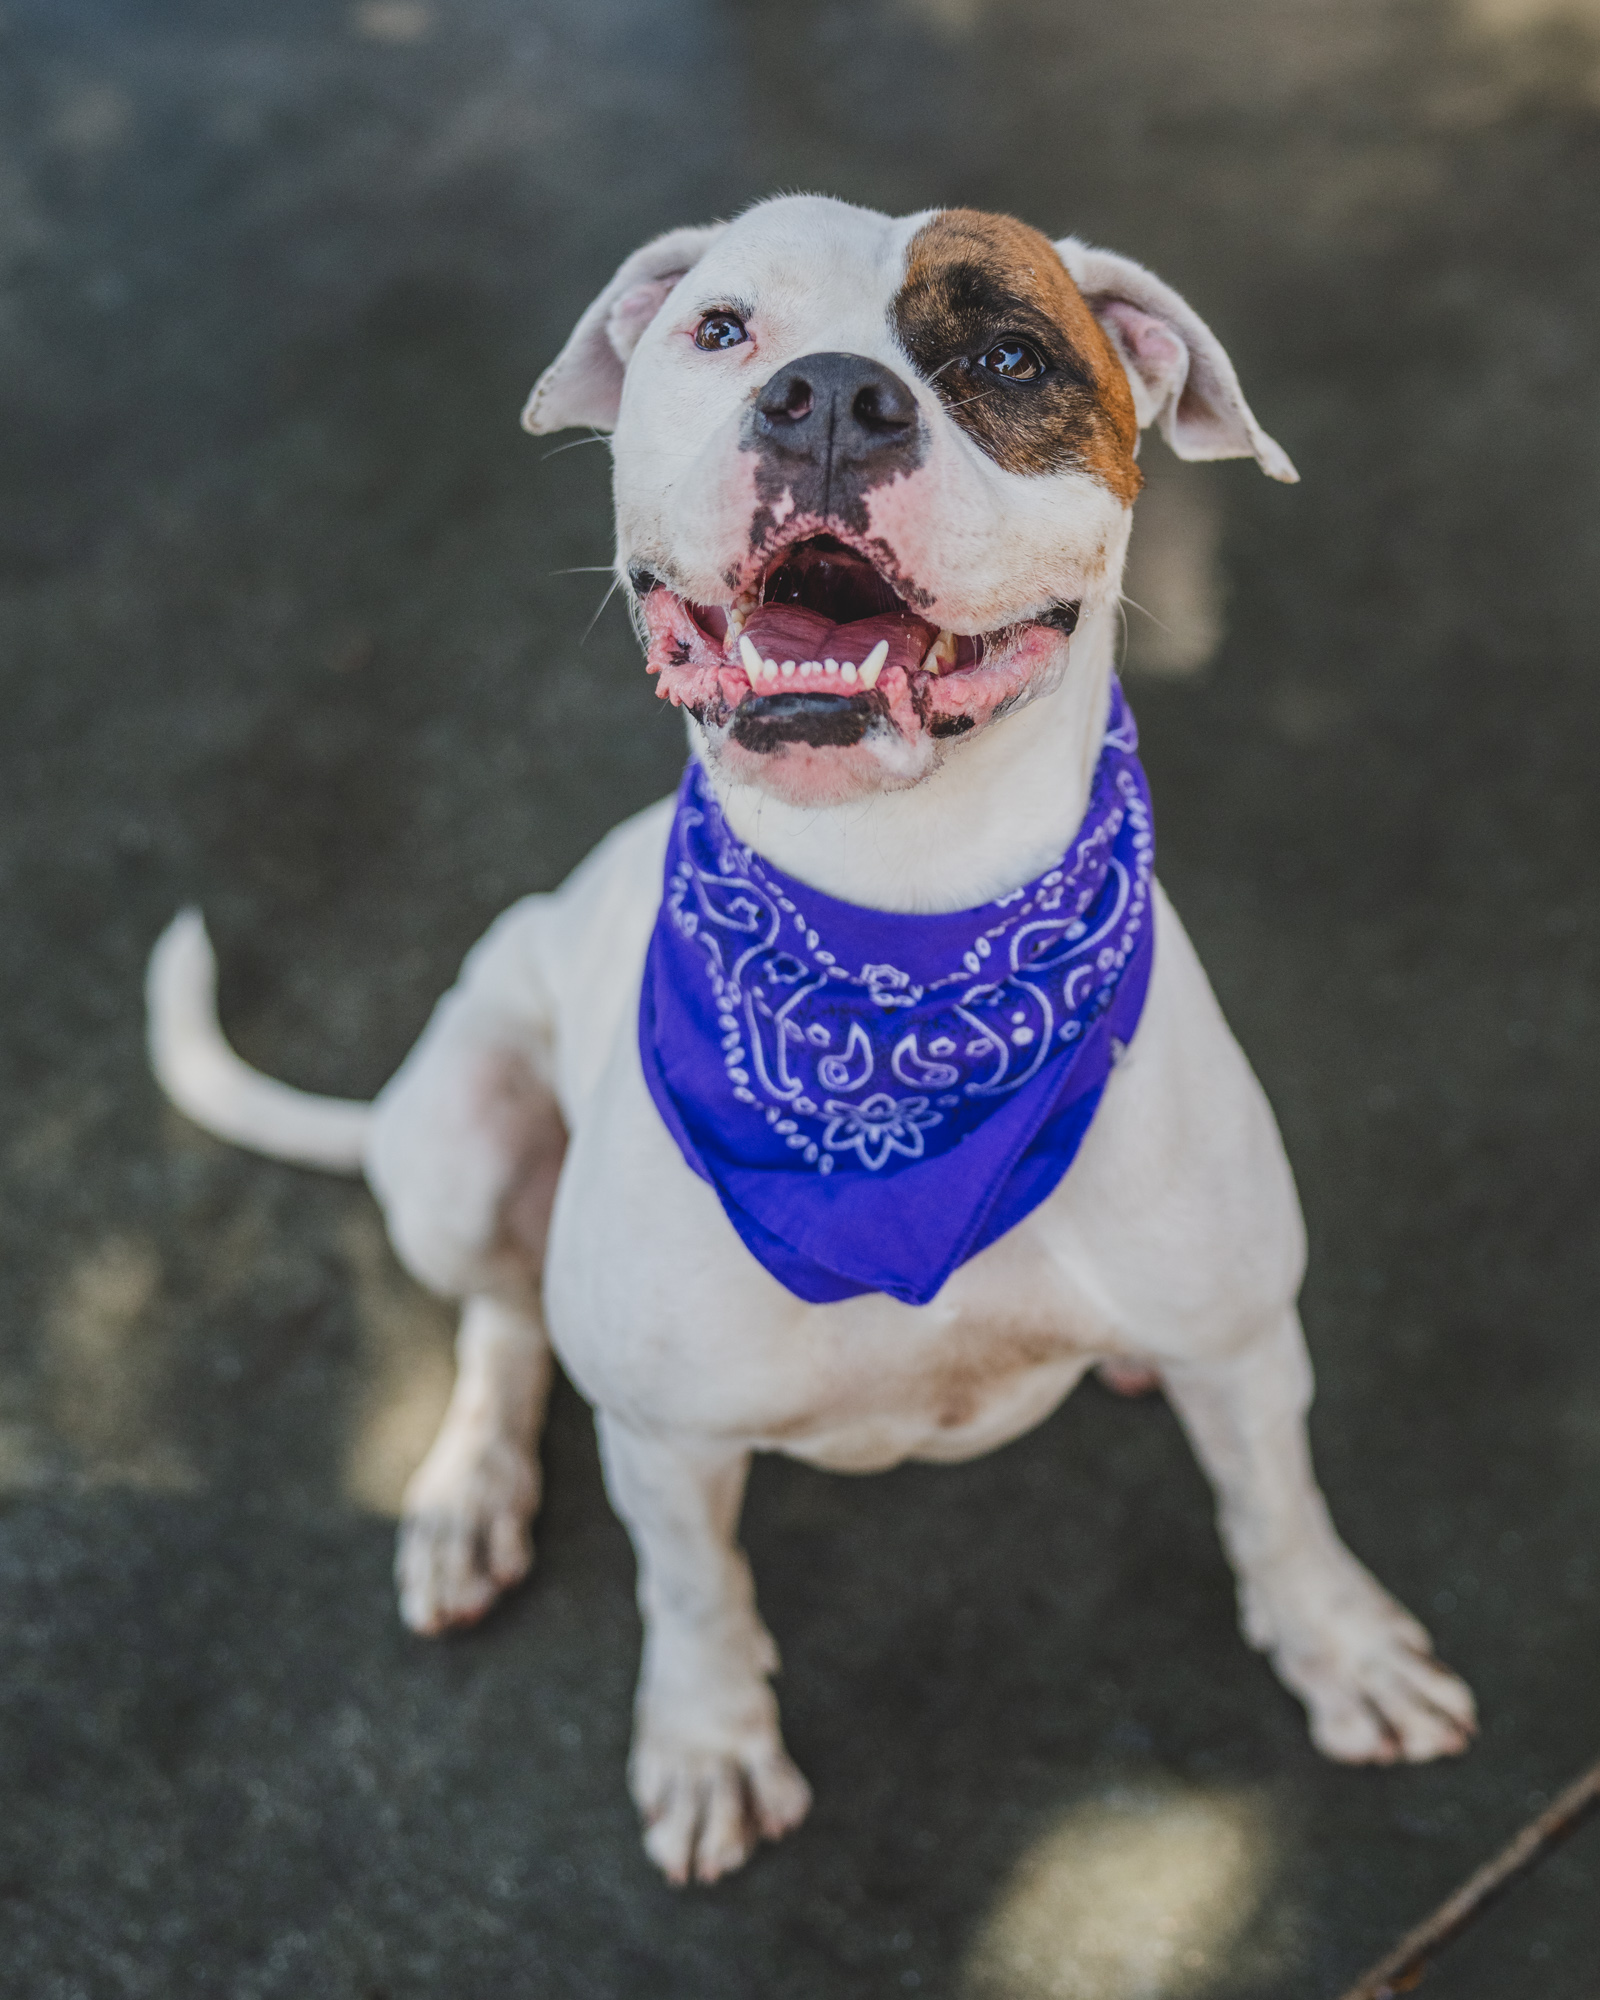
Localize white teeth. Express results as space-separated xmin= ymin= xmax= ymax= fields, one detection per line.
xmin=858 ymin=640 xmax=889 ymax=690
xmin=726 ymin=589 xmax=758 ymax=644
xmin=737 ymin=631 xmax=890 ymax=691
xmin=920 ymin=629 xmax=958 ymax=675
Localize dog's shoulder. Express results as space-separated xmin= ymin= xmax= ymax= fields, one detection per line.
xmin=460 ymin=793 xmax=677 ymax=1114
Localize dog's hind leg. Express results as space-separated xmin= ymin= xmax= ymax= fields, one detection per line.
xmin=365 ymin=895 xmax=574 ymax=1634
xmin=597 ymin=1417 xmax=812 ymax=1885
xmin=1161 ymin=1311 xmax=1477 ymax=1764
xmin=395 ymin=1291 xmax=554 ymax=1634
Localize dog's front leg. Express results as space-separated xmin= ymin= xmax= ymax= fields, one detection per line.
xmin=396 ymin=1292 xmax=553 ymax=1635
xmin=1161 ymin=1313 xmax=1477 ymax=1764
xmin=597 ymin=1415 xmax=811 ymax=1884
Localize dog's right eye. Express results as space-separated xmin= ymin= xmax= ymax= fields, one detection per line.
xmin=695 ymin=312 xmax=749 ymax=352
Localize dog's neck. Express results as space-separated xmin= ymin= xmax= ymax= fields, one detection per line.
xmin=699 ymin=604 xmax=1117 ymax=915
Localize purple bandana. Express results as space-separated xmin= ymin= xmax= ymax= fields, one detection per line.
xmin=639 ymin=681 xmax=1155 ymax=1306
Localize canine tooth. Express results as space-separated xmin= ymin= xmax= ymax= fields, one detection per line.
xmin=727 ymin=602 xmax=750 ymax=642
xmin=921 ymin=628 xmax=958 ymax=675
xmin=824 ymin=659 xmax=839 ymax=675
xmin=780 ymin=660 xmax=796 ymax=677
xmin=858 ymin=640 xmax=889 ymax=690
xmin=842 ymin=661 xmax=857 ymax=683
xmin=739 ymin=635 xmax=763 ymax=678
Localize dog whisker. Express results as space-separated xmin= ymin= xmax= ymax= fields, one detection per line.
xmin=580 ymin=574 xmax=624 ymax=645
xmin=946 ymin=385 xmax=1009 ymax=413
xmin=1118 ymin=591 xmax=1175 ymax=636
xmin=540 ymin=432 xmax=610 ymax=461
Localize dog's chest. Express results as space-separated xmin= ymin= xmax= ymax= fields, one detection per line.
xmin=545 ymin=1016 xmax=1117 ymax=1469
xmin=531 ymin=798 xmax=1138 ymax=1465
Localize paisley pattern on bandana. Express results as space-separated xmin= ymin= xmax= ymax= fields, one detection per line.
xmin=640 ymin=680 xmax=1155 ymax=1307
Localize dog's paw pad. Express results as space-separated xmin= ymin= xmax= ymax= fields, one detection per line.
xmin=633 ymin=1742 xmax=812 ymax=1885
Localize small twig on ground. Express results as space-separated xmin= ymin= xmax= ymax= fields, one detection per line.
xmin=1337 ymin=1754 xmax=1600 ymax=1999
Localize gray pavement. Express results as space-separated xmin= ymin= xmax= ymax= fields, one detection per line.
xmin=3 ymin=1 xmax=1600 ymax=1994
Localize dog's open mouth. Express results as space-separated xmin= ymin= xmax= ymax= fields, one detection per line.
xmin=712 ymin=538 xmax=982 ymax=689
xmin=637 ymin=534 xmax=1078 ymax=750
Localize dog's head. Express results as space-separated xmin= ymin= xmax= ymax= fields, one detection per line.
xmin=525 ymin=196 xmax=1295 ymax=807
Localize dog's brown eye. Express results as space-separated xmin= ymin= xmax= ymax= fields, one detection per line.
xmin=975 ymin=339 xmax=1045 ymax=381
xmin=695 ymin=312 xmax=749 ymax=352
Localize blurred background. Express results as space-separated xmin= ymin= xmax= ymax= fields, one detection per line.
xmin=3 ymin=1 xmax=1600 ymax=1994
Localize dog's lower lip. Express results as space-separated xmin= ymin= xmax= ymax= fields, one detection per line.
xmin=729 ymin=689 xmax=876 ymax=753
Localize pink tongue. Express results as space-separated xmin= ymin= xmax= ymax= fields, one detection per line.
xmin=741 ymin=605 xmax=936 ymax=679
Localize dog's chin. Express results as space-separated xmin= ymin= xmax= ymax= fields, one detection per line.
xmin=695 ymin=699 xmax=940 ymax=807
xmin=634 ymin=530 xmax=1078 ymax=807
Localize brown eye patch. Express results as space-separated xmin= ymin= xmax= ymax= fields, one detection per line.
xmin=891 ymin=209 xmax=1141 ymax=501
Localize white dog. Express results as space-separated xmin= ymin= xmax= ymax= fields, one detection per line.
xmin=148 ymin=196 xmax=1476 ymax=1886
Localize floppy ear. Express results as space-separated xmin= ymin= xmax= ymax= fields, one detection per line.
xmin=521 ymin=222 xmax=727 ymax=435
xmin=1056 ymin=237 xmax=1299 ymax=483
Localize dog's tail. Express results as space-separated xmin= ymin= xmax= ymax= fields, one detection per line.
xmin=146 ymin=909 xmax=371 ymax=1173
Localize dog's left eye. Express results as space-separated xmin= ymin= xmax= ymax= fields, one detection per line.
xmin=695 ymin=312 xmax=749 ymax=352
xmin=975 ymin=339 xmax=1045 ymax=381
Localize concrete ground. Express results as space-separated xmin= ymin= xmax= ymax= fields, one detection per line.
xmin=3 ymin=1 xmax=1600 ymax=1994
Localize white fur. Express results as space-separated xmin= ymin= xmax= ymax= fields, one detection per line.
xmin=602 ymin=202 xmax=1136 ymax=639
xmin=703 ymin=601 xmax=1114 ymax=912
xmin=150 ymin=195 xmax=1473 ymax=1887
xmin=147 ymin=909 xmax=370 ymax=1170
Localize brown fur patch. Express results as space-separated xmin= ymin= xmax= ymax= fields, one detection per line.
xmin=892 ymin=210 xmax=1141 ymax=503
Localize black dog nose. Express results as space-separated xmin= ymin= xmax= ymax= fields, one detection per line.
xmin=752 ymin=352 xmax=922 ymax=481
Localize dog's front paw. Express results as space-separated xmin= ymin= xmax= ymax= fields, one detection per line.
xmin=1251 ymin=1559 xmax=1477 ymax=1764
xmin=395 ymin=1432 xmax=539 ymax=1635
xmin=631 ymin=1728 xmax=812 ymax=1885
